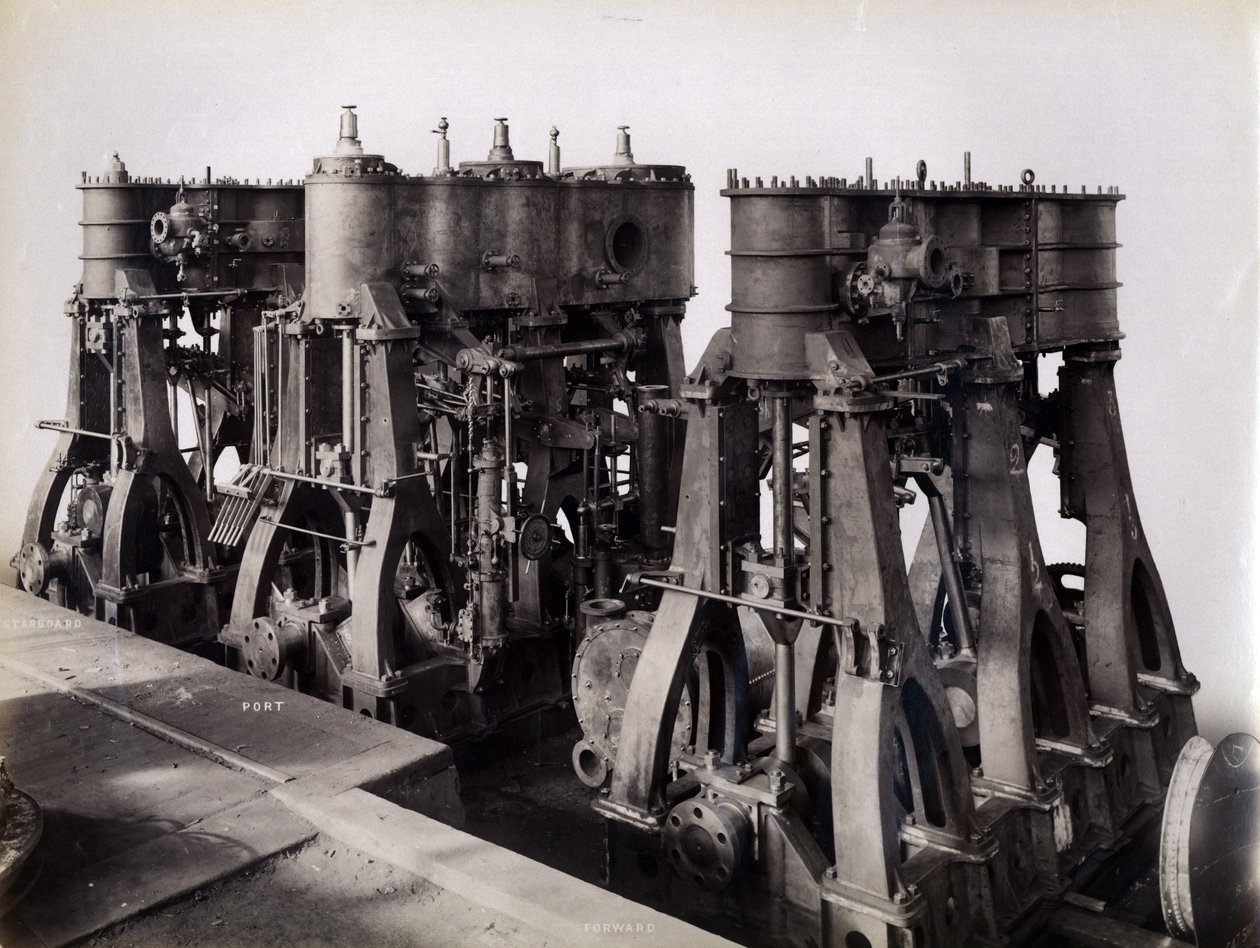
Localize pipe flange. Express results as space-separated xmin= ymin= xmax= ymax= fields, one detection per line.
xmin=243 ymin=616 xmax=303 ymax=680
xmin=150 ymin=211 xmax=172 ymax=244
xmin=571 ymin=740 xmax=611 ymax=788
xmin=16 ymin=543 xmax=51 ymax=596
xmin=917 ymin=235 xmax=948 ymax=289
xmin=663 ymin=797 xmax=748 ymax=892
xmin=579 ymin=598 xmax=626 ymax=619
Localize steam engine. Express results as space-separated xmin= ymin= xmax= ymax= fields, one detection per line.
xmin=580 ymin=162 xmax=1223 ymax=946
xmin=12 ymin=117 xmax=1258 ymax=947
xmin=14 ymin=154 xmax=301 ymax=645
xmin=218 ymin=110 xmax=692 ymax=737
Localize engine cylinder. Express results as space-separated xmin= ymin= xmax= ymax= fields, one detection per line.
xmin=304 ymin=173 xmax=396 ymax=319
xmin=79 ymin=158 xmax=177 ymax=299
xmin=726 ymin=193 xmax=834 ymax=380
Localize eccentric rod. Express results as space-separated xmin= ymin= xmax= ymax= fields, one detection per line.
xmin=498 ymin=334 xmax=634 ymax=362
xmin=635 ymin=577 xmax=853 ymax=630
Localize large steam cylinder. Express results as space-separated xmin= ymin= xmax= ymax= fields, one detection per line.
xmin=80 ymin=179 xmax=178 ymax=299
xmin=395 ymin=179 xmax=556 ymax=311
xmin=726 ymin=192 xmax=835 ymax=379
xmin=304 ymin=174 xmax=396 ymax=319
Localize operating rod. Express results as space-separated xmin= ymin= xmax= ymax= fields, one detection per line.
xmin=267 ymin=467 xmax=376 ymax=495
xmin=275 ymin=311 xmax=284 ymax=465
xmin=635 ymin=577 xmax=855 ymax=630
xmin=262 ymin=321 xmax=272 ymax=466
xmin=914 ymin=474 xmax=975 ymax=654
xmin=870 ymin=356 xmax=969 ymax=385
xmin=168 ymin=313 xmax=179 ymax=448
xmin=636 ymin=384 xmax=671 ymax=561
xmin=36 ymin=421 xmax=114 ymax=440
xmin=497 ymin=334 xmax=632 ymax=362
xmin=252 ymin=325 xmax=262 ymax=462
xmin=504 ymin=374 xmax=518 ymax=604
xmin=341 ymin=328 xmax=359 ymax=596
xmin=258 ymin=517 xmax=376 ymax=549
xmin=202 ymin=378 xmax=214 ymax=501
xmin=771 ymin=396 xmax=798 ymax=764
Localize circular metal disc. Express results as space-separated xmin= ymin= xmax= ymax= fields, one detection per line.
xmin=17 ymin=544 xmax=50 ymax=596
xmin=663 ymin=797 xmax=744 ymax=892
xmin=518 ymin=514 xmax=552 ymax=561
xmin=0 ymin=787 xmax=43 ymax=908
xmin=1159 ymin=732 xmax=1260 ymax=945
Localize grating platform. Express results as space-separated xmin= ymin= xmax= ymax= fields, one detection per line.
xmin=0 ymin=587 xmax=729 ymax=947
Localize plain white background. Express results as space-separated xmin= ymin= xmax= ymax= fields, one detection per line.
xmin=0 ymin=0 xmax=1255 ymax=740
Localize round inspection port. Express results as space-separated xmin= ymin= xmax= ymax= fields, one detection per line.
xmin=918 ymin=236 xmax=948 ymax=288
xmin=605 ymin=216 xmax=647 ymax=274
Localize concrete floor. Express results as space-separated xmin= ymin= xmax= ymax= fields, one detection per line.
xmin=82 ymin=835 xmax=549 ymax=948
xmin=0 ymin=587 xmax=729 ymax=947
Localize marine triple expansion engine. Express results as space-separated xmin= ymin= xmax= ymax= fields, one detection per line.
xmin=12 ymin=118 xmax=1258 ymax=947
xmin=574 ymin=161 xmax=1259 ymax=947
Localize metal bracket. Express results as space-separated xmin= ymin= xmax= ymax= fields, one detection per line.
xmin=516 ymin=412 xmax=595 ymax=450
xmin=340 ymin=667 xmax=410 ymax=698
xmin=833 ymin=618 xmax=904 ymax=687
